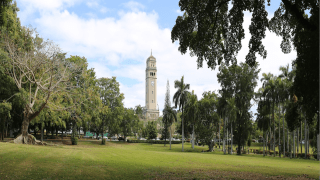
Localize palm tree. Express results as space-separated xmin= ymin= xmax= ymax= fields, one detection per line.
xmin=163 ymin=105 xmax=177 ymax=150
xmin=261 ymin=73 xmax=279 ymax=157
xmin=184 ymin=90 xmax=198 ymax=149
xmin=173 ymin=76 xmax=190 ymax=152
xmin=278 ymin=64 xmax=296 ymax=157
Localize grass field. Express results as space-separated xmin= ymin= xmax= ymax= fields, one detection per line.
xmin=0 ymin=140 xmax=319 ymax=179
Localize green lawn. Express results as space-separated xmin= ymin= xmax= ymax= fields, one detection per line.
xmin=0 ymin=141 xmax=318 ymax=179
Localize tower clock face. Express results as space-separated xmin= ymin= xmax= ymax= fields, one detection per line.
xmin=151 ymin=81 xmax=154 ymax=86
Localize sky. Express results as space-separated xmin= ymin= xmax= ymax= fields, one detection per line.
xmin=16 ymin=0 xmax=297 ymax=118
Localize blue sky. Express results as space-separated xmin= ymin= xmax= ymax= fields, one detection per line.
xmin=16 ymin=0 xmax=297 ymax=118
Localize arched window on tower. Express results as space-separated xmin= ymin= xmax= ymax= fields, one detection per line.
xmin=152 ymin=100 xmax=153 ymax=103
xmin=152 ymin=91 xmax=153 ymax=94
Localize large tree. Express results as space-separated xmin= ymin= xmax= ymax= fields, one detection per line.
xmin=184 ymin=90 xmax=198 ymax=149
xmin=171 ymin=0 xmax=319 ymax=141
xmin=196 ymin=91 xmax=219 ymax=152
xmin=162 ymin=80 xmax=177 ymax=147
xmin=173 ymin=76 xmax=190 ymax=152
xmin=97 ymin=77 xmax=124 ymax=140
xmin=120 ymin=108 xmax=139 ymax=141
xmin=217 ymin=62 xmax=259 ymax=155
xmin=0 ymin=28 xmax=78 ymax=144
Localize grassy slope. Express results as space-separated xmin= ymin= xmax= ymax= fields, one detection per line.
xmin=0 ymin=141 xmax=318 ymax=179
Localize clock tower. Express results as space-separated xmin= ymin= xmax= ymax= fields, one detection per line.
xmin=145 ymin=51 xmax=159 ymax=120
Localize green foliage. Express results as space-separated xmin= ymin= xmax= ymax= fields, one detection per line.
xmin=247 ymin=137 xmax=251 ymax=147
xmin=160 ymin=127 xmax=170 ymax=140
xmin=195 ymin=91 xmax=219 ymax=151
xmin=146 ymin=121 xmax=157 ymax=140
xmin=171 ymin=0 xmax=269 ymax=68
xmin=127 ymin=139 xmax=182 ymax=144
xmin=97 ymin=77 xmax=124 ymax=136
xmin=120 ymin=108 xmax=139 ymax=139
xmin=71 ymin=136 xmax=78 ymax=145
xmin=101 ymin=138 xmax=106 ymax=145
xmin=217 ymin=62 xmax=259 ymax=154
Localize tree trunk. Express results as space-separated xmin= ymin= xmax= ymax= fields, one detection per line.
xmin=300 ymin=122 xmax=302 ymax=155
xmin=219 ymin=119 xmax=221 ymax=149
xmin=14 ymin=116 xmax=30 ymax=144
xmin=307 ymin=126 xmax=310 ymax=154
xmin=237 ymin=124 xmax=241 ymax=155
xmin=283 ymin=111 xmax=285 ymax=157
xmin=293 ymin=130 xmax=295 ymax=158
xmin=297 ymin=129 xmax=299 ymax=153
xmin=227 ymin=118 xmax=229 ymax=154
xmin=41 ymin=124 xmax=43 ymax=142
xmin=304 ymin=118 xmax=307 ymax=158
xmin=164 ymin=124 xmax=167 ymax=147
xmin=223 ymin=116 xmax=226 ymax=154
xmin=231 ymin=122 xmax=233 ymax=155
xmin=192 ymin=125 xmax=194 ymax=149
xmin=266 ymin=132 xmax=269 ymax=151
xmin=51 ymin=124 xmax=54 ymax=139
xmin=290 ymin=131 xmax=292 ymax=159
xmin=287 ymin=128 xmax=290 ymax=152
xmin=1 ymin=117 xmax=4 ymax=141
xmin=273 ymin=120 xmax=275 ymax=157
xmin=269 ymin=114 xmax=272 ymax=151
xmin=278 ymin=114 xmax=281 ymax=157
xmin=169 ymin=129 xmax=172 ymax=150
xmin=182 ymin=109 xmax=184 ymax=152
xmin=317 ymin=134 xmax=320 ymax=160
xmin=263 ymin=132 xmax=265 ymax=156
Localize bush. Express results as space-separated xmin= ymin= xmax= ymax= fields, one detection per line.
xmin=127 ymin=139 xmax=182 ymax=144
xmin=71 ymin=137 xmax=78 ymax=145
xmin=313 ymin=154 xmax=317 ymax=159
xmin=296 ymin=153 xmax=301 ymax=158
xmin=285 ymin=152 xmax=290 ymax=157
xmin=102 ymin=138 xmax=106 ymax=145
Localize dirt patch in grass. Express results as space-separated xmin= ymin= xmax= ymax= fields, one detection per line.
xmin=149 ymin=169 xmax=313 ymax=180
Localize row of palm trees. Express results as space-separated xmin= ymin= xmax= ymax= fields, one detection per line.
xmin=163 ymin=76 xmax=238 ymax=152
xmin=257 ymin=64 xmax=313 ymax=158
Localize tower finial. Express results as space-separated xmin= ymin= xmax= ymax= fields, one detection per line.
xmin=151 ymin=49 xmax=152 ymax=56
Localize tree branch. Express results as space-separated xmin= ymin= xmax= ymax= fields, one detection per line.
xmin=281 ymin=0 xmax=317 ymax=31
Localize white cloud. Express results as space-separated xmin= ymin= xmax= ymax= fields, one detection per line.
xmin=17 ymin=2 xmax=296 ymax=118
xmin=86 ymin=1 xmax=99 ymax=8
xmin=100 ymin=7 xmax=109 ymax=13
xmin=176 ymin=9 xmax=183 ymax=15
xmin=122 ymin=1 xmax=145 ymax=12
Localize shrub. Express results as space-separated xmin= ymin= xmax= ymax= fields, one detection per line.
xmin=102 ymin=138 xmax=106 ymax=145
xmin=296 ymin=153 xmax=301 ymax=158
xmin=71 ymin=137 xmax=78 ymax=145
xmin=284 ymin=152 xmax=290 ymax=157
xmin=313 ymin=154 xmax=317 ymax=159
xmin=127 ymin=139 xmax=182 ymax=144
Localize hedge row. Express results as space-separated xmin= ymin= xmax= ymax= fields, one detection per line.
xmin=127 ymin=140 xmax=182 ymax=144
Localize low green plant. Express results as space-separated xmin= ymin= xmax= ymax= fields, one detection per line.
xmin=102 ymin=138 xmax=106 ymax=145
